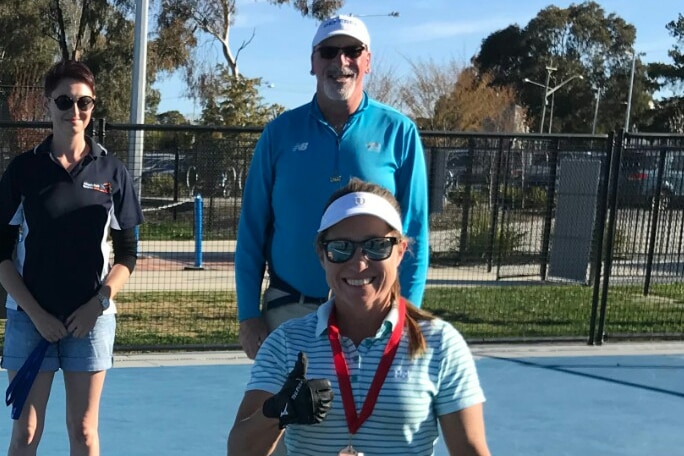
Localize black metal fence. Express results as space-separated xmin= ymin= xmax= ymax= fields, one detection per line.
xmin=0 ymin=120 xmax=682 ymax=349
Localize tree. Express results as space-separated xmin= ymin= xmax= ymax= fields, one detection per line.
xmin=154 ymin=110 xmax=195 ymax=152
xmin=474 ymin=1 xmax=650 ymax=134
xmin=199 ymin=66 xmax=284 ymax=127
xmin=364 ymin=57 xmax=404 ymax=108
xmin=363 ymin=56 xmax=521 ymax=133
xmin=365 ymin=59 xmax=521 ymax=131
xmin=0 ymin=1 xmax=56 ymax=121
xmin=647 ymin=13 xmax=684 ymax=132
xmin=433 ymin=69 xmax=521 ymax=132
xmin=0 ymin=0 xmax=198 ymax=123
xmin=397 ymin=58 xmax=464 ymax=124
xmin=156 ymin=0 xmax=343 ymax=124
xmin=158 ymin=0 xmax=343 ymax=78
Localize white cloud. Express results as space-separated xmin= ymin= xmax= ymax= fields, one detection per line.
xmin=393 ymin=18 xmax=520 ymax=44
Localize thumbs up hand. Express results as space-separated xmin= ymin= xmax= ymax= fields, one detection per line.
xmin=262 ymin=352 xmax=334 ymax=429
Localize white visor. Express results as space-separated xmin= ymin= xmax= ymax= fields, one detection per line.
xmin=318 ymin=192 xmax=403 ymax=234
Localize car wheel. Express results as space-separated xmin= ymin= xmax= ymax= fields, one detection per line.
xmin=652 ymin=190 xmax=671 ymax=211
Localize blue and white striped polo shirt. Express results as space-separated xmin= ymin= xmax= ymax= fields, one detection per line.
xmin=248 ymin=300 xmax=485 ymax=455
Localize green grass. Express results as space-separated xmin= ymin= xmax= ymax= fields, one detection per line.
xmin=423 ymin=285 xmax=594 ymax=339
xmin=113 ymin=291 xmax=238 ymax=348
xmin=2 ymin=283 xmax=681 ymax=350
xmin=112 ymin=283 xmax=682 ymax=348
xmin=139 ymin=219 xmax=195 ymax=240
xmin=425 ymin=283 xmax=684 ymax=340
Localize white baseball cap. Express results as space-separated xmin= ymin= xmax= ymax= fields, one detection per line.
xmin=312 ymin=15 xmax=371 ymax=49
xmin=318 ymin=192 xmax=403 ymax=234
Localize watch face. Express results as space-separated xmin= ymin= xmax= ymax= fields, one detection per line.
xmin=98 ymin=293 xmax=111 ymax=310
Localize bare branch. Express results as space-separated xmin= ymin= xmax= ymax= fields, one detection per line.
xmin=51 ymin=0 xmax=70 ymax=60
xmin=72 ymin=0 xmax=93 ymax=61
xmin=233 ymin=29 xmax=256 ymax=76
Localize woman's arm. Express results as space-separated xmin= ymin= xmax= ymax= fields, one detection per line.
xmin=227 ymin=390 xmax=283 ymax=456
xmin=65 ymin=227 xmax=136 ymax=337
xmin=0 ymin=260 xmax=68 ymax=342
xmin=439 ymin=403 xmax=491 ymax=456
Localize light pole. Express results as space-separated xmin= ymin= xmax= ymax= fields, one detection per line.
xmin=524 ymin=73 xmax=551 ymax=133
xmin=352 ymin=11 xmax=399 ymax=17
xmin=547 ymin=90 xmax=557 ymax=133
xmin=540 ymin=66 xmax=555 ymax=133
xmin=624 ymin=51 xmax=637 ymax=132
xmin=592 ymin=86 xmax=602 ymax=135
xmin=524 ymin=72 xmax=583 ymax=133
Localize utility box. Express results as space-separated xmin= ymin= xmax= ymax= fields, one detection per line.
xmin=548 ymin=158 xmax=602 ymax=283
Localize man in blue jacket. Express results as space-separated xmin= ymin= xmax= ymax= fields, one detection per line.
xmin=235 ymin=14 xmax=429 ymax=359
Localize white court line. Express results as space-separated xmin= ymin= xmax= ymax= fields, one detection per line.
xmin=108 ymin=341 xmax=684 ymax=368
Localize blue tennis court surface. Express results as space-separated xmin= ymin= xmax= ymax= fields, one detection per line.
xmin=2 ymin=344 xmax=683 ymax=455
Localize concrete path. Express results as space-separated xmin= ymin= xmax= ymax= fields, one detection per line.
xmin=127 ymin=239 xmax=542 ymax=292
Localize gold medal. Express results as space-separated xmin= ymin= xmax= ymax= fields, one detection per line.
xmin=338 ymin=444 xmax=363 ymax=455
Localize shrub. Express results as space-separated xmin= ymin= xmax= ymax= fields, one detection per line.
xmin=462 ymin=211 xmax=526 ymax=258
xmin=143 ymin=174 xmax=176 ymax=197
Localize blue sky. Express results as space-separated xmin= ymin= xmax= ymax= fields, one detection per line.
xmin=153 ymin=0 xmax=682 ymax=118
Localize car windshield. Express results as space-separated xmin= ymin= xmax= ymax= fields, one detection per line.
xmin=671 ymin=155 xmax=684 ymax=171
xmin=621 ymin=152 xmax=658 ymax=170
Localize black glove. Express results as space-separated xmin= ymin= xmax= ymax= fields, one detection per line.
xmin=262 ymin=351 xmax=333 ymax=429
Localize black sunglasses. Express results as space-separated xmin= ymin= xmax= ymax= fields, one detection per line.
xmin=50 ymin=95 xmax=96 ymax=111
xmin=316 ymin=45 xmax=366 ymax=60
xmin=321 ymin=237 xmax=399 ymax=263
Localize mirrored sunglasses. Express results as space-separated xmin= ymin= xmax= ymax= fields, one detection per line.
xmin=321 ymin=237 xmax=398 ymax=263
xmin=316 ymin=45 xmax=366 ymax=60
xmin=50 ymin=95 xmax=95 ymax=111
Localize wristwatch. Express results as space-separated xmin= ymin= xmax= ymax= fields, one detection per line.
xmin=96 ymin=290 xmax=111 ymax=311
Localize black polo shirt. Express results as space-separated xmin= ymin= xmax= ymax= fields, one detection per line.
xmin=0 ymin=135 xmax=143 ymax=317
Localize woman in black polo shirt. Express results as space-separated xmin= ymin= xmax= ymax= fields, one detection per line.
xmin=0 ymin=60 xmax=143 ymax=455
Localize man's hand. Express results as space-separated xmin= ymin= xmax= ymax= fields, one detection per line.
xmin=239 ymin=317 xmax=269 ymax=359
xmin=262 ymin=352 xmax=333 ymax=429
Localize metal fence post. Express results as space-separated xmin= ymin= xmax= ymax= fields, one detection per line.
xmin=184 ymin=194 xmax=204 ymax=270
xmin=457 ymin=138 xmax=476 ymax=262
xmin=595 ymin=130 xmax=625 ymax=344
xmin=588 ymin=132 xmax=615 ymax=345
xmin=539 ymin=138 xmax=560 ymax=280
xmin=643 ymin=147 xmax=669 ymax=295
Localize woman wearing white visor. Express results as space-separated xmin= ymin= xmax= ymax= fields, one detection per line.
xmin=228 ymin=178 xmax=490 ymax=456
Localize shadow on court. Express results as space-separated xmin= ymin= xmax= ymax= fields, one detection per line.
xmin=1 ymin=352 xmax=682 ymax=455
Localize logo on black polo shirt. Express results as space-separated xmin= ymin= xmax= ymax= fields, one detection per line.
xmin=83 ymin=181 xmax=112 ymax=194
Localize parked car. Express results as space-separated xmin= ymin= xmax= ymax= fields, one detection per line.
xmin=617 ymin=151 xmax=684 ymax=208
xmin=442 ymin=148 xmax=493 ymax=192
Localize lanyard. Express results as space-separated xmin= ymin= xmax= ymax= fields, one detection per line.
xmin=327 ymin=298 xmax=406 ymax=435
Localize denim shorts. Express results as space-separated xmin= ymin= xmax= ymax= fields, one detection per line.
xmin=1 ymin=308 xmax=116 ymax=372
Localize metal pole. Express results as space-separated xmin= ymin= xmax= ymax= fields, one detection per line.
xmin=185 ymin=194 xmax=205 ymax=270
xmin=592 ymin=87 xmax=601 ymax=135
xmin=624 ymin=52 xmax=636 ymax=132
xmin=547 ymin=91 xmax=556 ymax=134
xmin=539 ymin=68 xmax=553 ymax=133
xmin=128 ymin=0 xmax=148 ymax=199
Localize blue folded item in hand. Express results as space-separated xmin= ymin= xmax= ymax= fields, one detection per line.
xmin=5 ymin=338 xmax=50 ymax=420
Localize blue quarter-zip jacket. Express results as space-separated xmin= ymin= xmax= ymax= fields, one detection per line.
xmin=236 ymin=93 xmax=429 ymax=321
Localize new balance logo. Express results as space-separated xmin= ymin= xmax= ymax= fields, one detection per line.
xmin=366 ymin=142 xmax=381 ymax=152
xmin=292 ymin=142 xmax=309 ymax=152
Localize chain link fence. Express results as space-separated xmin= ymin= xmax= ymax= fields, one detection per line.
xmin=1 ymin=121 xmax=682 ymax=349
